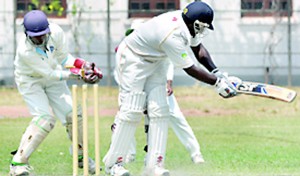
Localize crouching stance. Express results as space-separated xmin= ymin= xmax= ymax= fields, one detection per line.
xmin=10 ymin=10 xmax=102 ymax=176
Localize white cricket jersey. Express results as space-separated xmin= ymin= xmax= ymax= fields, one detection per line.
xmin=124 ymin=10 xmax=200 ymax=69
xmin=14 ymin=23 xmax=75 ymax=82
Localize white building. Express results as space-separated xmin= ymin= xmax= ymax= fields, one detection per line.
xmin=0 ymin=0 xmax=299 ymax=86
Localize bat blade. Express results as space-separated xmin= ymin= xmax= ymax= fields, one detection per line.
xmin=234 ymin=81 xmax=297 ymax=103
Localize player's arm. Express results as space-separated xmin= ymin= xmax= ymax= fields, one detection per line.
xmin=64 ymin=57 xmax=103 ymax=84
xmin=191 ymin=43 xmax=228 ymax=79
xmin=51 ymin=24 xmax=103 ymax=83
xmin=183 ymin=65 xmax=237 ymax=98
xmin=183 ymin=65 xmax=216 ymax=85
xmin=161 ymin=36 xmax=217 ymax=85
xmin=18 ymin=49 xmax=71 ymax=80
xmin=161 ymin=36 xmax=236 ymax=98
xmin=20 ymin=50 xmax=102 ymax=84
xmin=191 ymin=43 xmax=216 ymax=72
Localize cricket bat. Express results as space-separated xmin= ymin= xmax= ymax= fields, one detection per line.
xmin=233 ymin=81 xmax=297 ymax=103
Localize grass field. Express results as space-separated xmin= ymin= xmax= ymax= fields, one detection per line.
xmin=0 ymin=86 xmax=300 ymax=176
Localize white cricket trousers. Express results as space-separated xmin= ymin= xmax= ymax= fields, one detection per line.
xmin=104 ymin=40 xmax=170 ymax=169
xmin=168 ymin=93 xmax=201 ymax=158
xmin=15 ymin=77 xmax=73 ymax=125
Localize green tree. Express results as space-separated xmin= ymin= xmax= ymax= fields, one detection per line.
xmin=41 ymin=0 xmax=64 ymax=16
xmin=25 ymin=0 xmax=65 ymax=16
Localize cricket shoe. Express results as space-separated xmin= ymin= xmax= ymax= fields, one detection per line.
xmin=78 ymin=157 xmax=99 ymax=174
xmin=105 ymin=163 xmax=130 ymax=176
xmin=9 ymin=163 xmax=34 ymax=176
xmin=153 ymin=166 xmax=169 ymax=176
xmin=143 ymin=166 xmax=170 ymax=176
xmin=192 ymin=154 xmax=205 ymax=164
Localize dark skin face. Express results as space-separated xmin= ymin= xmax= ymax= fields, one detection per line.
xmin=29 ymin=34 xmax=48 ymax=45
xmin=186 ymin=23 xmax=196 ymax=37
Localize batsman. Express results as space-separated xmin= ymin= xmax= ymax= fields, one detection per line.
xmin=10 ymin=10 xmax=102 ymax=175
xmin=104 ymin=1 xmax=238 ymax=176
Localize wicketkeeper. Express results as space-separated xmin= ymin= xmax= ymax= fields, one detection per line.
xmin=104 ymin=1 xmax=237 ymax=176
xmin=10 ymin=10 xmax=102 ymax=176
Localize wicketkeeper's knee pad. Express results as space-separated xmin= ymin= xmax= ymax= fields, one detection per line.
xmin=31 ymin=115 xmax=56 ymax=132
xmin=12 ymin=115 xmax=56 ymax=163
xmin=119 ymin=91 xmax=146 ymax=122
xmin=147 ymin=86 xmax=170 ymax=118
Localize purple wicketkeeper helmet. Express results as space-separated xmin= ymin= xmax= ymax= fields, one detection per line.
xmin=23 ymin=10 xmax=50 ymax=37
xmin=182 ymin=1 xmax=214 ymax=33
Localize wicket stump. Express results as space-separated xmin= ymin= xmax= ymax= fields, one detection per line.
xmin=72 ymin=84 xmax=100 ymax=176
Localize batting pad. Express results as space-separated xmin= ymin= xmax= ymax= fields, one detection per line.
xmin=103 ymin=117 xmax=138 ymax=168
xmin=147 ymin=86 xmax=169 ymax=118
xmin=120 ymin=91 xmax=146 ymax=122
xmin=145 ymin=86 xmax=170 ymax=168
xmin=146 ymin=116 xmax=169 ymax=168
xmin=114 ymin=113 xmax=137 ymax=157
xmin=12 ymin=115 xmax=56 ymax=163
xmin=104 ymin=91 xmax=146 ymax=168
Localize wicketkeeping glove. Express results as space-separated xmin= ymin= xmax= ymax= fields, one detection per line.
xmin=214 ymin=77 xmax=237 ymax=98
xmin=81 ymin=62 xmax=103 ymax=84
xmin=68 ymin=58 xmax=103 ymax=84
xmin=69 ymin=67 xmax=85 ymax=78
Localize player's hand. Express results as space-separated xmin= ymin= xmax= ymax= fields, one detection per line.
xmin=66 ymin=58 xmax=103 ymax=83
xmin=214 ymin=77 xmax=237 ymax=98
xmin=69 ymin=67 xmax=84 ymax=79
xmin=166 ymin=80 xmax=173 ymax=96
xmin=82 ymin=63 xmax=103 ymax=84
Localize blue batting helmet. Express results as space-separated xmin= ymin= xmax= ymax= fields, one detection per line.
xmin=23 ymin=10 xmax=50 ymax=37
xmin=182 ymin=1 xmax=214 ymax=30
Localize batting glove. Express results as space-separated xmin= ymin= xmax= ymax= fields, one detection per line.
xmin=214 ymin=77 xmax=237 ymax=98
xmin=211 ymin=68 xmax=228 ymax=79
xmin=228 ymin=76 xmax=243 ymax=89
